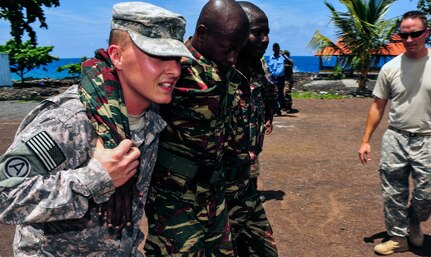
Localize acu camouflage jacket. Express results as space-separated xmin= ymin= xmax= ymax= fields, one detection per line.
xmin=0 ymin=80 xmax=165 ymax=255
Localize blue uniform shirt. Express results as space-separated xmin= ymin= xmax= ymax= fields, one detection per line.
xmin=267 ymin=54 xmax=285 ymax=77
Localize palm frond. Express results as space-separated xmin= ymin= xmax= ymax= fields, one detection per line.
xmin=308 ymin=0 xmax=399 ymax=89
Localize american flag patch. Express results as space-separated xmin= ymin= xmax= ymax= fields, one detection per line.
xmin=25 ymin=131 xmax=66 ymax=171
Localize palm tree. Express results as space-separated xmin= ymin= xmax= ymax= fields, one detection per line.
xmin=417 ymin=0 xmax=431 ymax=14
xmin=308 ymin=0 xmax=398 ymax=91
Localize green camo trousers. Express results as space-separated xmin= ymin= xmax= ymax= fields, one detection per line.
xmin=225 ymin=177 xmax=278 ymax=257
xmin=144 ymin=170 xmax=234 ymax=256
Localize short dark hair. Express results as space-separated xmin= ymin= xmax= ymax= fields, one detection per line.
xmin=109 ymin=29 xmax=130 ymax=47
xmin=273 ymin=43 xmax=280 ymax=48
xmin=401 ymin=11 xmax=429 ymax=29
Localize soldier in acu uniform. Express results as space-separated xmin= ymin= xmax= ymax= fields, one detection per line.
xmin=359 ymin=10 xmax=431 ymax=256
xmin=143 ymin=0 xmax=250 ymax=256
xmin=0 ymin=2 xmax=193 ymax=256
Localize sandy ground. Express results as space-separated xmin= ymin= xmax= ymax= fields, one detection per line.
xmin=0 ymin=98 xmax=430 ymax=257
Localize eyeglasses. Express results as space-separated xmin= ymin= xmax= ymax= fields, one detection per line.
xmin=399 ymin=29 xmax=427 ymax=39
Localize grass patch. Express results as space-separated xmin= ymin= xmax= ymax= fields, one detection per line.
xmin=292 ymin=91 xmax=350 ymax=99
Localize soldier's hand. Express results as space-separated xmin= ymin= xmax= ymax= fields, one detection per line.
xmin=358 ymin=143 xmax=371 ymax=165
xmin=108 ymin=178 xmax=134 ymax=230
xmin=98 ymin=177 xmax=144 ymax=236
xmin=264 ymin=120 xmax=273 ymax=135
xmin=107 ymin=178 xmax=137 ymax=231
xmin=249 ymin=151 xmax=257 ymax=164
xmin=93 ymin=138 xmax=140 ymax=187
xmin=264 ymin=102 xmax=275 ymax=123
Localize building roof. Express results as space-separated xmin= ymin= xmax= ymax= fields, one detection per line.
xmin=315 ymin=34 xmax=405 ymax=57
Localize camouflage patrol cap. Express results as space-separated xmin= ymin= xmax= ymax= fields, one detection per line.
xmin=111 ymin=2 xmax=193 ymax=59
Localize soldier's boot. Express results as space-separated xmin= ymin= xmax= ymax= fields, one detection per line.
xmin=374 ymin=236 xmax=409 ymax=255
xmin=408 ymin=223 xmax=424 ymax=247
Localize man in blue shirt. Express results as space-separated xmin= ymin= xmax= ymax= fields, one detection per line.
xmin=267 ymin=43 xmax=291 ymax=115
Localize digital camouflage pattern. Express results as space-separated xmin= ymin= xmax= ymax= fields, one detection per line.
xmin=0 ymin=49 xmax=166 ymax=256
xmin=379 ymin=129 xmax=431 ymax=237
xmin=224 ymin=69 xmax=278 ymax=257
xmin=111 ymin=2 xmax=193 ymax=60
xmin=111 ymin=2 xmax=185 ymax=41
xmin=144 ymin=38 xmax=241 ymax=256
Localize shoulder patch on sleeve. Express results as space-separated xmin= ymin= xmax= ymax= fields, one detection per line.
xmin=4 ymin=156 xmax=31 ymax=178
xmin=25 ymin=131 xmax=66 ymax=171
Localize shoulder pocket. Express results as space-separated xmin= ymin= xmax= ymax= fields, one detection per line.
xmin=0 ymin=131 xmax=66 ymax=188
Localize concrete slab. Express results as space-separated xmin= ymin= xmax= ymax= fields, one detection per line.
xmin=303 ymin=79 xmax=376 ymax=89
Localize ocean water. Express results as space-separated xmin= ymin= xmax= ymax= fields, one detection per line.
xmin=10 ymin=56 xmax=322 ymax=80
xmin=263 ymin=56 xmax=320 ymax=73
xmin=10 ymin=58 xmax=82 ymax=80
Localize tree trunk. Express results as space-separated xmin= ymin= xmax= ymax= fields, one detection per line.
xmin=358 ymin=59 xmax=371 ymax=89
xmin=19 ymin=71 xmax=24 ymax=84
xmin=358 ymin=72 xmax=367 ymax=89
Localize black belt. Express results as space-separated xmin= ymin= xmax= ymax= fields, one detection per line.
xmin=388 ymin=126 xmax=431 ymax=137
xmin=157 ymin=147 xmax=198 ymax=179
xmin=156 ymin=148 xmax=222 ymax=184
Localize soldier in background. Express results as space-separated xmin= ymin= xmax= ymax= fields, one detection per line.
xmin=358 ymin=10 xmax=431 ymax=255
xmin=0 ymin=2 xmax=193 ymax=256
xmin=283 ymin=49 xmax=297 ymax=113
xmin=223 ymin=2 xmax=278 ymax=256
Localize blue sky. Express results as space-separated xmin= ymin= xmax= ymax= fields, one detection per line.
xmin=0 ymin=0 xmax=418 ymax=58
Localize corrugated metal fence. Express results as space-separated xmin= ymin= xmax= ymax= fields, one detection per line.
xmin=0 ymin=53 xmax=12 ymax=87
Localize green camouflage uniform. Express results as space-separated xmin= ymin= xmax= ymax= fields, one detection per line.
xmin=224 ymin=68 xmax=278 ymax=257
xmin=249 ymin=64 xmax=276 ymax=179
xmin=0 ymin=49 xmax=166 ymax=256
xmin=283 ymin=57 xmax=294 ymax=110
xmin=144 ymin=39 xmax=241 ymax=256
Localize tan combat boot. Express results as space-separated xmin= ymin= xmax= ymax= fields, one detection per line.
xmin=374 ymin=236 xmax=409 ymax=255
xmin=408 ymin=223 xmax=424 ymax=247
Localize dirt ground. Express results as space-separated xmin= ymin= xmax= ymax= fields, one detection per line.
xmin=0 ymin=98 xmax=430 ymax=257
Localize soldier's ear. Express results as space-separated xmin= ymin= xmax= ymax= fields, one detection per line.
xmin=108 ymin=44 xmax=123 ymax=70
xmin=196 ymin=24 xmax=208 ymax=44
